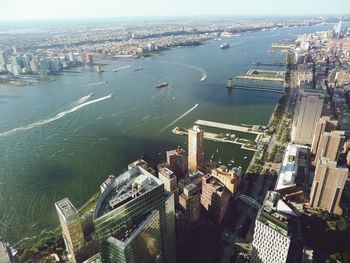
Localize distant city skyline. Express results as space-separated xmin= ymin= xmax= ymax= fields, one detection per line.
xmin=0 ymin=0 xmax=349 ymax=21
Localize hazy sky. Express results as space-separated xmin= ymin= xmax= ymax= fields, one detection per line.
xmin=1 ymin=0 xmax=349 ymax=21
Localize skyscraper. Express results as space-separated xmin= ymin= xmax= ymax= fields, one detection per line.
xmin=314 ymin=130 xmax=345 ymax=163
xmin=311 ymin=116 xmax=338 ymax=154
xmin=188 ymin=125 xmax=204 ymax=172
xmin=166 ymin=146 xmax=188 ymax=176
xmin=158 ymin=164 xmax=179 ymax=203
xmin=0 ymin=50 xmax=8 ymax=67
xmin=251 ymin=191 xmax=302 ymax=263
xmin=210 ymin=165 xmax=241 ymax=194
xmin=179 ymin=183 xmax=201 ymax=225
xmin=200 ymin=174 xmax=230 ymax=223
xmin=55 ymin=198 xmax=85 ymax=263
xmin=309 ymin=158 xmax=348 ymax=215
xmin=291 ymin=92 xmax=324 ymax=145
xmin=92 ymin=166 xmax=176 ymax=263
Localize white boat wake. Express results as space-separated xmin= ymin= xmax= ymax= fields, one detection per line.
xmin=87 ymin=81 xmax=107 ymax=86
xmin=0 ymin=94 xmax=112 ymax=137
xmin=72 ymin=93 xmax=93 ymax=105
xmin=158 ymin=104 xmax=198 ymax=135
xmin=113 ymin=65 xmax=130 ymax=71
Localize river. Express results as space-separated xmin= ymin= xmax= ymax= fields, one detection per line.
xmin=0 ymin=23 xmax=331 ymax=243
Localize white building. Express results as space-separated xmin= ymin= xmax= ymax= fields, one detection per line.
xmin=275 ymin=144 xmax=299 ymax=191
xmin=251 ymin=191 xmax=301 ymax=263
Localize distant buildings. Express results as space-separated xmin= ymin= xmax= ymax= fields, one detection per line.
xmin=92 ymin=166 xmax=176 ymax=263
xmin=251 ymin=191 xmax=302 ymax=263
xmin=291 ymin=92 xmax=324 ymax=145
xmin=188 ymin=125 xmax=204 ymax=172
xmin=309 ymin=158 xmax=348 ymax=215
xmin=55 ymin=198 xmax=85 ymax=263
xmin=210 ymin=165 xmax=241 ymax=194
xmin=200 ymin=174 xmax=230 ymax=223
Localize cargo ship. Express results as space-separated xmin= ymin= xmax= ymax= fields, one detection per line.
xmin=155 ymin=82 xmax=169 ymax=88
xmin=220 ymin=43 xmax=230 ymax=49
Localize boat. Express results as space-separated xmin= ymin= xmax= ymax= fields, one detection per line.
xmin=200 ymin=73 xmax=207 ymax=82
xmin=220 ymin=43 xmax=230 ymax=49
xmin=112 ymin=69 xmax=118 ymax=72
xmin=155 ymin=82 xmax=169 ymax=89
xmin=133 ymin=67 xmax=143 ymax=71
xmin=243 ymin=156 xmax=248 ymax=159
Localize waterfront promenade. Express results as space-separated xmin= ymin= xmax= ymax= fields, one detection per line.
xmin=194 ymin=120 xmax=263 ymax=135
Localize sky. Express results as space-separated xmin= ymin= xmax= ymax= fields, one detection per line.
xmin=0 ymin=0 xmax=349 ymax=21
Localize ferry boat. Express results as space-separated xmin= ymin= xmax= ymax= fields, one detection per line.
xmin=220 ymin=43 xmax=230 ymax=49
xmin=133 ymin=67 xmax=143 ymax=71
xmin=155 ymin=82 xmax=169 ymax=89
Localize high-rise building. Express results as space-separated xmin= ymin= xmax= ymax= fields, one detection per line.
xmin=29 ymin=59 xmax=40 ymax=73
xmin=158 ymin=164 xmax=179 ymax=203
xmin=314 ymin=130 xmax=345 ymax=163
xmin=291 ymin=92 xmax=324 ymax=145
xmin=0 ymin=50 xmax=8 ymax=68
xmin=39 ymin=58 xmax=49 ymax=74
xmin=309 ymin=158 xmax=348 ymax=215
xmin=311 ymin=116 xmax=338 ymax=154
xmin=93 ymin=166 xmax=176 ymax=263
xmin=188 ymin=125 xmax=204 ymax=172
xmin=210 ymin=165 xmax=241 ymax=194
xmin=166 ymin=146 xmax=188 ymax=176
xmin=179 ymin=184 xmax=201 ymax=225
xmin=200 ymin=174 xmax=230 ymax=223
xmin=55 ymin=198 xmax=85 ymax=263
xmin=251 ymin=191 xmax=302 ymax=263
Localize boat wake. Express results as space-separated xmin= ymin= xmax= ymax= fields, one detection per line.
xmin=113 ymin=65 xmax=130 ymax=71
xmin=0 ymin=94 xmax=112 ymax=137
xmin=73 ymin=93 xmax=93 ymax=105
xmin=158 ymin=104 xmax=198 ymax=135
xmin=87 ymin=81 xmax=107 ymax=86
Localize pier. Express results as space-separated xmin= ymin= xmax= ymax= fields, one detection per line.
xmin=194 ymin=120 xmax=263 ymax=135
xmin=229 ymin=84 xmax=284 ymax=93
xmin=172 ymin=127 xmax=258 ymax=151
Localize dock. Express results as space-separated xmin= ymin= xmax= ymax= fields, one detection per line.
xmin=194 ymin=120 xmax=263 ymax=135
xmin=230 ymin=84 xmax=284 ymax=94
xmin=172 ymin=127 xmax=258 ymax=151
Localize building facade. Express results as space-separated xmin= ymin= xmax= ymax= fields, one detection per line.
xmin=188 ymin=125 xmax=204 ymax=172
xmin=291 ymin=92 xmax=324 ymax=145
xmin=309 ymin=158 xmax=348 ymax=215
xmin=55 ymin=198 xmax=85 ymax=263
xmin=92 ymin=166 xmax=176 ymax=263
xmin=311 ymin=116 xmax=338 ymax=154
xmin=210 ymin=165 xmax=241 ymax=194
xmin=179 ymin=184 xmax=201 ymax=225
xmin=166 ymin=146 xmax=188 ymax=177
xmin=314 ymin=130 xmax=345 ymax=163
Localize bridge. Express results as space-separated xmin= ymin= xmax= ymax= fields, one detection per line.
xmin=236 ymin=195 xmax=262 ymax=209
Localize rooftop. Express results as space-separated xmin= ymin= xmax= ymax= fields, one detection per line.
xmin=93 ymin=166 xmax=162 ymax=220
xmin=55 ymin=198 xmax=78 ymax=220
xmin=275 ymin=144 xmax=299 ymax=191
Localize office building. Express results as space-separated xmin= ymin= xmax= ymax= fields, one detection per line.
xmin=39 ymin=58 xmax=49 ymax=74
xmin=93 ymin=166 xmax=176 ymax=263
xmin=100 ymin=175 xmax=116 ymax=193
xmin=0 ymin=50 xmax=8 ymax=66
xmin=314 ymin=130 xmax=345 ymax=163
xmin=251 ymin=191 xmax=302 ymax=263
xmin=311 ymin=116 xmax=338 ymax=154
xmin=211 ymin=165 xmax=241 ymax=194
xmin=200 ymin=174 xmax=230 ymax=223
xmin=275 ymin=144 xmax=299 ymax=191
xmin=158 ymin=164 xmax=179 ymax=203
xmin=179 ymin=184 xmax=201 ymax=225
xmin=55 ymin=198 xmax=85 ymax=263
xmin=188 ymin=125 xmax=204 ymax=172
xmin=127 ymin=158 xmax=148 ymax=170
xmin=291 ymin=92 xmax=324 ymax=145
xmin=166 ymin=146 xmax=188 ymax=176
xmin=309 ymin=158 xmax=348 ymax=215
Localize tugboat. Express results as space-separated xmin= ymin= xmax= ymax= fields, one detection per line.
xmin=155 ymin=82 xmax=169 ymax=88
